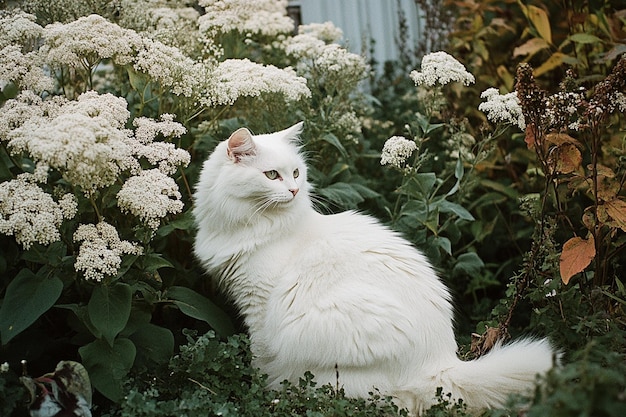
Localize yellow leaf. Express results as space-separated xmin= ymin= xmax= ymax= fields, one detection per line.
xmin=560 ymin=235 xmax=595 ymax=285
xmin=534 ymin=52 xmax=566 ymax=76
xmin=605 ymin=198 xmax=626 ymax=232
xmin=513 ymin=38 xmax=550 ymax=58
xmin=527 ymin=5 xmax=552 ymax=44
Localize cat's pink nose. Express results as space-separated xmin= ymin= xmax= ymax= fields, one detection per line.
xmin=289 ymin=188 xmax=299 ymax=196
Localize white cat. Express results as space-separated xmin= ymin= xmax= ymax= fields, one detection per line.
xmin=193 ymin=122 xmax=557 ymax=414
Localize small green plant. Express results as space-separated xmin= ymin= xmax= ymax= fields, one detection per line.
xmin=120 ymin=330 xmax=408 ymax=417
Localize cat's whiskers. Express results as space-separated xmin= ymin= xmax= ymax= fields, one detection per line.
xmin=247 ymin=197 xmax=282 ymax=226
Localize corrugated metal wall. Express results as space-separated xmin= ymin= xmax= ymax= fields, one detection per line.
xmin=288 ymin=0 xmax=423 ymax=67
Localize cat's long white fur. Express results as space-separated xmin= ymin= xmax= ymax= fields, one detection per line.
xmin=193 ymin=123 xmax=557 ymax=414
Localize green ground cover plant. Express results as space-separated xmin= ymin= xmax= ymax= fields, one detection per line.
xmin=0 ymin=0 xmax=624 ymax=416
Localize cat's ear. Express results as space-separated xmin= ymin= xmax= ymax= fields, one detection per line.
xmin=280 ymin=121 xmax=304 ymax=144
xmin=227 ymin=127 xmax=256 ymax=162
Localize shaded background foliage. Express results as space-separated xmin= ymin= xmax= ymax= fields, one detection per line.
xmin=0 ymin=0 xmax=625 ymax=416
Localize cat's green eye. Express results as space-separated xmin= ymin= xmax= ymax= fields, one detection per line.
xmin=264 ymin=170 xmax=279 ymax=180
xmin=293 ymin=168 xmax=299 ymax=178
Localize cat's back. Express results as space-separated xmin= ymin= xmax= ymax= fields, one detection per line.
xmin=293 ymin=210 xmax=443 ymax=292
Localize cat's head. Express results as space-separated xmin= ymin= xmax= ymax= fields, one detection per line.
xmin=201 ymin=122 xmax=309 ymax=216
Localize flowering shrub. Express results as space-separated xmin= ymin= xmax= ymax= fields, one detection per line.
xmin=0 ymin=0 xmax=625 ymax=416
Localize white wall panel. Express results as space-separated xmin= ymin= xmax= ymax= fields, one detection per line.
xmin=289 ymin=0 xmax=424 ymax=67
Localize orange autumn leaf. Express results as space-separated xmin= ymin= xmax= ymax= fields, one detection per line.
xmin=560 ymin=235 xmax=595 ymax=285
xmin=552 ymin=143 xmax=582 ymax=174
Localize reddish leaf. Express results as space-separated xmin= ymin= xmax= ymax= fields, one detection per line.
xmin=553 ymin=143 xmax=582 ymax=174
xmin=560 ymin=235 xmax=595 ymax=285
xmin=524 ymin=125 xmax=536 ymax=149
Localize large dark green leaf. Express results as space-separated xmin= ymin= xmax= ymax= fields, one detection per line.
xmin=166 ymin=286 xmax=235 ymax=337
xmin=88 ymin=282 xmax=132 ymax=346
xmin=130 ymin=323 xmax=174 ymax=365
xmin=316 ymin=182 xmax=364 ymax=209
xmin=0 ymin=269 xmax=63 ymax=345
xmin=79 ymin=337 xmax=136 ymax=401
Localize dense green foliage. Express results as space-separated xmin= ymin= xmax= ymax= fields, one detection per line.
xmin=0 ymin=0 xmax=625 ymax=416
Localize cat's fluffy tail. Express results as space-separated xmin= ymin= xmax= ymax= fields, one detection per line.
xmin=434 ymin=338 xmax=557 ymax=409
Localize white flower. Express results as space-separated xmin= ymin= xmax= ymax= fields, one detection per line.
xmin=0 ymin=174 xmax=75 ymax=249
xmin=8 ymin=92 xmax=138 ymax=195
xmin=0 ymin=91 xmax=47 ymax=141
xmin=133 ymin=114 xmax=190 ymax=175
xmin=204 ymin=58 xmax=310 ymax=106
xmin=410 ymin=51 xmax=475 ymax=87
xmin=133 ymin=114 xmax=187 ymax=144
xmin=285 ymin=32 xmax=367 ymax=83
xmin=74 ymin=221 xmax=142 ymax=282
xmin=117 ymin=169 xmax=184 ymax=230
xmin=0 ymin=12 xmax=43 ymax=50
xmin=478 ymin=88 xmax=526 ymax=130
xmin=41 ymin=14 xmax=142 ymax=68
xmin=0 ymin=45 xmax=54 ymax=92
xmin=133 ymin=38 xmax=200 ymax=97
xmin=0 ymin=362 xmax=8 ymax=373
xmin=380 ymin=136 xmax=418 ymax=169
xmin=198 ymin=0 xmax=294 ymax=38
xmin=298 ymin=22 xmax=343 ymax=43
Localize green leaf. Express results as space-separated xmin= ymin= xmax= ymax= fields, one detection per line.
xmin=316 ymin=182 xmax=364 ymax=209
xmin=79 ymin=337 xmax=136 ymax=402
xmin=21 ymin=241 xmax=67 ymax=266
xmin=437 ymin=199 xmax=475 ymax=221
xmin=56 ymin=303 xmax=102 ymax=339
xmin=141 ymin=253 xmax=174 ymax=273
xmin=320 ymin=132 xmax=348 ymax=160
xmin=433 ymin=236 xmax=452 ymax=255
xmin=568 ymin=33 xmax=603 ymax=44
xmin=156 ymin=211 xmax=195 ymax=237
xmin=453 ymin=252 xmax=485 ymax=277
xmin=0 ymin=269 xmax=63 ymax=345
xmin=130 ymin=324 xmax=174 ymax=365
xmin=88 ymin=283 xmax=132 ymax=346
xmin=446 ymin=158 xmax=464 ymax=197
xmin=399 ymin=173 xmax=437 ymax=198
xmin=166 ymin=286 xmax=235 ymax=337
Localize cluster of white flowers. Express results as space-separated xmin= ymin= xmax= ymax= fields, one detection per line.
xmin=298 ymin=22 xmax=343 ymax=43
xmin=117 ymin=169 xmax=184 ymax=230
xmin=41 ymin=14 xmax=142 ymax=68
xmin=0 ymin=91 xmax=47 ymax=141
xmin=0 ymin=174 xmax=76 ymax=249
xmin=133 ymin=37 xmax=201 ymax=97
xmin=73 ymin=221 xmax=142 ymax=282
xmin=285 ymin=25 xmax=368 ymax=83
xmin=204 ymin=58 xmax=311 ymax=106
xmin=0 ymin=45 xmax=54 ymax=92
xmin=410 ymin=51 xmax=475 ymax=87
xmin=478 ymin=88 xmax=526 ymax=130
xmin=7 ymin=92 xmax=138 ymax=194
xmin=133 ymin=115 xmax=190 ymax=175
xmin=198 ymin=0 xmax=294 ymax=38
xmin=134 ymin=113 xmax=187 ymax=144
xmin=335 ymin=111 xmax=362 ymax=143
xmin=139 ymin=6 xmax=201 ymax=55
xmin=5 ymin=91 xmax=191 ymax=196
xmin=0 ymin=12 xmax=43 ymax=50
xmin=380 ymin=136 xmax=418 ymax=169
